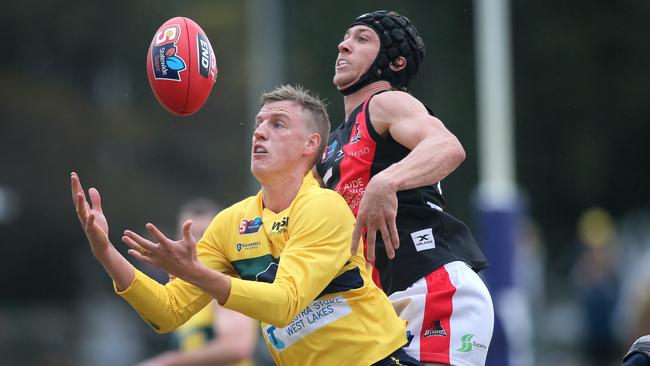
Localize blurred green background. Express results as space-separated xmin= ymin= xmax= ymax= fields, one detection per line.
xmin=1 ymin=0 xmax=649 ymax=365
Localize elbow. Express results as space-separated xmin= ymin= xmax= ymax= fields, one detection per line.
xmin=145 ymin=319 xmax=174 ymax=334
xmin=450 ymin=139 xmax=466 ymax=168
xmin=270 ymin=314 xmax=295 ymax=328
xmin=266 ymin=305 xmax=304 ymax=328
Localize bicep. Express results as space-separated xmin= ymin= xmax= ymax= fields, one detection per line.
xmin=371 ymin=92 xmax=459 ymax=150
xmin=390 ymin=113 xmax=454 ymax=151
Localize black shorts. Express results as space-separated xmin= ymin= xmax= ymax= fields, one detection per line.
xmin=373 ymin=348 xmax=423 ymax=366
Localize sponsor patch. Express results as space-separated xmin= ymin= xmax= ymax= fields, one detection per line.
xmin=457 ymin=334 xmax=488 ymax=352
xmin=424 ymin=320 xmax=447 ymax=337
xmin=240 ymin=218 xmax=263 ymax=234
xmin=410 ymin=228 xmax=435 ymax=251
xmin=269 ymin=217 xmax=289 ymax=236
xmin=264 ymin=296 xmax=352 ymax=351
xmin=321 ymin=141 xmax=338 ymax=162
xmin=236 ymin=241 xmax=262 ymax=252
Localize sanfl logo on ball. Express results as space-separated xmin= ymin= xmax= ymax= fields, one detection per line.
xmin=151 ymin=24 xmax=186 ymax=81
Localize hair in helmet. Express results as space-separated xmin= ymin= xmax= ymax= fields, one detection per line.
xmin=339 ymin=10 xmax=426 ymax=95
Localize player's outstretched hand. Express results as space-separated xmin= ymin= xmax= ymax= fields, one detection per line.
xmin=71 ymin=172 xmax=112 ymax=258
xmin=122 ymin=220 xmax=199 ymax=280
xmin=351 ymin=174 xmax=400 ymax=262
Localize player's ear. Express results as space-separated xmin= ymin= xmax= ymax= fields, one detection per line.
xmin=304 ymin=133 xmax=321 ymax=155
xmin=389 ymin=56 xmax=406 ymax=72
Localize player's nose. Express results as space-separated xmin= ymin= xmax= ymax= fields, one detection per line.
xmin=338 ymin=39 xmax=351 ymax=54
xmin=253 ymin=122 xmax=268 ymax=140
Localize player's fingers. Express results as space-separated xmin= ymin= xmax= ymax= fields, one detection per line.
xmin=366 ymin=225 xmax=377 ymax=262
xmin=181 ymin=220 xmax=194 ymax=243
xmin=86 ymin=212 xmax=95 ymax=231
xmin=70 ymin=172 xmax=80 ymax=206
xmin=123 ymin=230 xmax=158 ymax=251
xmin=127 ymin=249 xmax=154 ymax=265
xmin=379 ymin=224 xmax=395 ymax=259
xmin=70 ymin=172 xmax=85 ymax=205
xmin=146 ymin=223 xmax=171 ymax=246
xmin=89 ymin=187 xmax=102 ymax=212
xmin=388 ymin=218 xmax=400 ymax=250
xmin=75 ymin=192 xmax=88 ymax=221
xmin=351 ymin=219 xmax=364 ymax=255
xmin=122 ymin=235 xmax=150 ymax=255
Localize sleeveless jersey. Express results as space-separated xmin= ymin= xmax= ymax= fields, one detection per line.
xmin=316 ymin=95 xmax=488 ymax=295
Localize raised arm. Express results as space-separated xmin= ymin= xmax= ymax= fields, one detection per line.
xmin=71 ymin=172 xmax=135 ymax=290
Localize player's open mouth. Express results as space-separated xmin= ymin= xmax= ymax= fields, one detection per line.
xmin=254 ymin=146 xmax=267 ymax=153
xmin=336 ymin=59 xmax=349 ymax=68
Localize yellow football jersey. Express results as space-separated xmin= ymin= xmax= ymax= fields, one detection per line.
xmin=117 ymin=173 xmax=407 ymax=366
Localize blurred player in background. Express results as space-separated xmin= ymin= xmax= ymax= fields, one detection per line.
xmin=623 ymin=335 xmax=650 ymax=366
xmin=314 ymin=10 xmax=493 ymax=366
xmin=135 ymin=199 xmax=257 ymax=366
xmin=71 ymin=85 xmax=422 ymax=366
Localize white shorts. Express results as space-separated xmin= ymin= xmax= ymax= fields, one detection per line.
xmin=388 ymin=261 xmax=494 ymax=366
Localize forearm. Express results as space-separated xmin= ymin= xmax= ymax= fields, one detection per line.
xmin=117 ymin=269 xmax=212 ymax=333
xmin=181 ymin=263 xmax=232 ymax=305
xmin=185 ymin=254 xmax=315 ymax=327
xmin=95 ymin=245 xmax=135 ymax=291
xmin=381 ymin=135 xmax=465 ymax=191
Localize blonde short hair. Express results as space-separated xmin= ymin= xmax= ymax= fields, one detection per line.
xmin=260 ymin=85 xmax=330 ymax=164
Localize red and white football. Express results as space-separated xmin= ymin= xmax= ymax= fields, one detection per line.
xmin=146 ymin=17 xmax=218 ymax=116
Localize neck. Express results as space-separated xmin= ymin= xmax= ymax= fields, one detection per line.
xmin=260 ymin=170 xmax=307 ymax=213
xmin=342 ymin=81 xmax=392 ymax=119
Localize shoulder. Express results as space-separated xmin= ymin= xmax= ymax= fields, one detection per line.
xmin=370 ymin=91 xmax=426 ymax=115
xmin=293 ymin=185 xmax=355 ymax=222
xmin=368 ymin=91 xmax=430 ymax=132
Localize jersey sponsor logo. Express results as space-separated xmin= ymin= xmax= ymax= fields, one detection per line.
xmin=457 ymin=334 xmax=487 ymax=352
xmin=321 ymin=140 xmax=338 ymax=162
xmin=350 ymin=122 xmax=362 ymax=144
xmin=335 ymin=177 xmax=366 ymax=209
xmin=410 ymin=228 xmax=435 ymax=251
xmin=346 ymin=146 xmax=370 ymax=158
xmin=269 ymin=217 xmax=289 ymax=236
xmin=263 ymin=296 xmax=353 ymax=351
xmin=239 ymin=217 xmax=263 ymax=234
xmin=151 ymin=24 xmax=186 ymax=81
xmin=335 ymin=149 xmax=345 ymax=162
xmin=236 ymin=241 xmax=261 ymax=252
xmin=424 ymin=320 xmax=447 ymax=337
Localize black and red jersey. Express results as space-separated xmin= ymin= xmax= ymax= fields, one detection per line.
xmin=315 ymin=94 xmax=488 ymax=295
